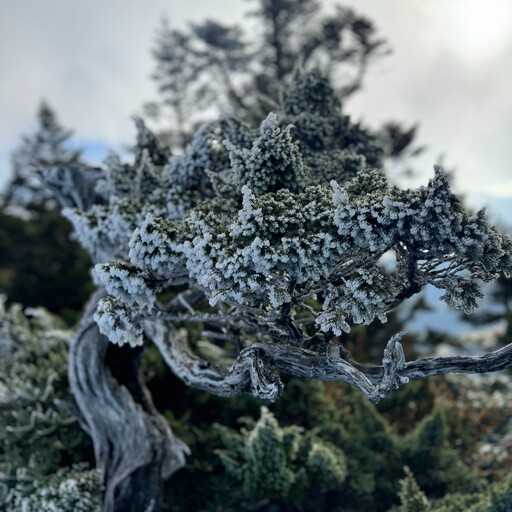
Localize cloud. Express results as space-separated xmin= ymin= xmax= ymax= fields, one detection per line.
xmin=1 ymin=0 xmax=511 ymax=205
xmin=343 ymin=0 xmax=512 ymax=198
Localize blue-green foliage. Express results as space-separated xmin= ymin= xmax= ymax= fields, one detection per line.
xmin=156 ymin=370 xmax=478 ymax=512
xmin=401 ymin=412 xmax=478 ymax=498
xmin=397 ymin=466 xmax=430 ymax=512
xmin=397 ymin=467 xmax=512 ymax=512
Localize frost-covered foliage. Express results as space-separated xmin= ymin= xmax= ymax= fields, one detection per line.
xmin=0 ymin=300 xmax=93 ymax=507
xmin=282 ymin=68 xmax=383 ymax=174
xmin=226 ymin=112 xmax=304 ymax=196
xmin=63 ymin=69 xmax=511 ymax=362
xmin=6 ymin=464 xmax=102 ymax=512
xmin=97 ymin=165 xmax=511 ymax=345
xmin=64 ymin=115 xmax=253 ymax=263
xmin=216 ymin=406 xmax=347 ymax=505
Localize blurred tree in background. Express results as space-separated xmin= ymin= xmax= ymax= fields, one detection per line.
xmin=0 ymin=210 xmax=93 ymax=325
xmin=146 ymin=0 xmax=420 ymax=163
xmin=3 ymin=101 xmax=83 ymax=214
xmin=0 ymin=102 xmax=92 ymax=325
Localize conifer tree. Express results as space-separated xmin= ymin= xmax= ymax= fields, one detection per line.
xmin=396 ymin=468 xmax=512 ymax=512
xmin=42 ymin=67 xmax=512 ymax=511
xmin=147 ymin=0 xmax=387 ymax=149
xmin=3 ymin=101 xmax=82 ymax=213
xmin=215 ymin=406 xmax=347 ymax=507
xmin=0 ymin=102 xmax=92 ymax=321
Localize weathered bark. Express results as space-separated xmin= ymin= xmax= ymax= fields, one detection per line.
xmin=147 ymin=320 xmax=284 ymax=401
xmin=69 ymin=290 xmax=189 ymax=512
xmin=150 ymin=320 xmax=512 ymax=404
xmin=44 ymin=167 xmax=190 ymax=512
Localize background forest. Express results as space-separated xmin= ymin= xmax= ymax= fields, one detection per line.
xmin=1 ymin=1 xmax=512 ymax=511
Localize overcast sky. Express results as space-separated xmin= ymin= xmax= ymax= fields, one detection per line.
xmin=1 ymin=0 xmax=511 ymax=222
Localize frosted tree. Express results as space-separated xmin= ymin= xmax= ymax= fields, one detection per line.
xmin=147 ymin=0 xmax=388 ymax=149
xmin=45 ymin=70 xmax=512 ymax=511
xmin=3 ymin=101 xmax=83 ymax=213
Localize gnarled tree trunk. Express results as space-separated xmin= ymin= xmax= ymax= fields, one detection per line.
xmin=69 ymin=290 xmax=189 ymax=512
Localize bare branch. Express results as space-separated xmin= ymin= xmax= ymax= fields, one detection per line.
xmin=403 ymin=343 xmax=512 ymax=381
xmin=146 ymin=320 xmax=284 ymax=402
xmin=40 ymin=164 xmax=105 ymax=211
xmin=148 ymin=320 xmax=512 ymax=405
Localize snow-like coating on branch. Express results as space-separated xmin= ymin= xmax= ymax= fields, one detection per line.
xmin=57 ymin=70 xmax=511 ymax=360
xmin=94 ymin=297 xmax=143 ymax=347
xmin=225 ymin=112 xmax=305 ymax=196
xmin=95 ymin=261 xmax=158 ymax=307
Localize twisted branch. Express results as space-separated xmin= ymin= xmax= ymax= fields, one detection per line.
xmin=148 ymin=320 xmax=512 ymax=404
xmin=147 ymin=321 xmax=284 ymax=402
